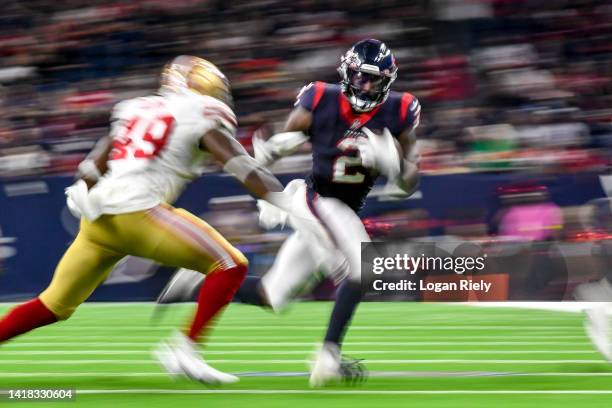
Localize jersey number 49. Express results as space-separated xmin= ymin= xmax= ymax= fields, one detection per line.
xmin=110 ymin=113 xmax=175 ymax=161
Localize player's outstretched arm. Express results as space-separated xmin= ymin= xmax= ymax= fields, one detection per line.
xmin=200 ymin=129 xmax=291 ymax=210
xmin=252 ymin=106 xmax=312 ymax=166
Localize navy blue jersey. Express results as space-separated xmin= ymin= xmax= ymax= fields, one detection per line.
xmin=296 ymin=81 xmax=420 ymax=212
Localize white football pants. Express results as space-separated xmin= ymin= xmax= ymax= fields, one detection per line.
xmin=261 ymin=180 xmax=370 ymax=311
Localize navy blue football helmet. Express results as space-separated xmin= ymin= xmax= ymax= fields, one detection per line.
xmin=338 ymin=39 xmax=398 ymax=112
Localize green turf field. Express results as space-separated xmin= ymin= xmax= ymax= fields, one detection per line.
xmin=1 ymin=302 xmax=612 ymax=407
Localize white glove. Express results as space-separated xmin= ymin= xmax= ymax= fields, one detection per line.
xmin=252 ymin=129 xmax=274 ymax=166
xmin=77 ymin=159 xmax=102 ymax=181
xmin=258 ymin=179 xmax=306 ymax=229
xmin=357 ymin=127 xmax=401 ymax=180
xmin=65 ymin=179 xmax=102 ymax=221
xmin=256 ymin=199 xmax=288 ymax=229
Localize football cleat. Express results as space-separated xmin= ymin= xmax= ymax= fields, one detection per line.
xmin=573 ymin=280 xmax=612 ymax=362
xmin=309 ymin=342 xmax=367 ymax=387
xmin=153 ymin=341 xmax=183 ymax=379
xmin=154 ymin=331 xmax=239 ymax=385
xmin=583 ymin=305 xmax=612 ymax=362
xmin=339 ymin=356 xmax=368 ymax=385
xmin=574 ymin=278 xmax=612 ymax=302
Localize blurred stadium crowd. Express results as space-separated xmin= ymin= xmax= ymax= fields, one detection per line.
xmin=0 ymin=0 xmax=610 ymax=177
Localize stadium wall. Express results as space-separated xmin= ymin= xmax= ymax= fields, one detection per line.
xmin=0 ymin=172 xmax=605 ymax=301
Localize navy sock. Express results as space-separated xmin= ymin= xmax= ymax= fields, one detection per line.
xmin=233 ymin=276 xmax=266 ymax=306
xmin=324 ymin=280 xmax=362 ymax=346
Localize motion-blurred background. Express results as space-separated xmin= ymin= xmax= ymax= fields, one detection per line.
xmin=0 ymin=0 xmax=611 ymax=301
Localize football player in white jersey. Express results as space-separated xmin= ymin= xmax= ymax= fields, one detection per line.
xmin=0 ymin=56 xmax=294 ymax=384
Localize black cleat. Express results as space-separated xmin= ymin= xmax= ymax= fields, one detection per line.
xmin=339 ymin=356 xmax=368 ymax=385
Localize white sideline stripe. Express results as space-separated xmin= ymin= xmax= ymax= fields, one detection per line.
xmin=46 ymin=325 xmax=582 ymax=330
xmin=7 ymin=370 xmax=612 ymax=381
xmin=2 ymin=340 xmax=591 ymax=348
xmin=0 ymin=351 xmax=162 ymax=355
xmin=24 ymin=335 xmax=589 ymax=340
xmin=0 ymin=359 xmax=612 ymax=366
xmin=51 ymin=312 xmax=576 ymax=318
xmin=1 ymin=372 xmax=612 ymax=379
xmin=0 ymin=370 xmax=608 ymax=379
xmin=64 ymin=313 xmax=580 ymax=317
xmin=0 ymin=349 xmax=596 ymax=356
xmin=63 ymin=317 xmax=582 ymax=324
xmin=0 ymin=373 xmax=168 ymax=377
xmin=0 ymin=300 xmax=594 ymax=314
xmin=4 ymin=388 xmax=612 ymax=395
xmin=465 ymin=301 xmax=606 ymax=314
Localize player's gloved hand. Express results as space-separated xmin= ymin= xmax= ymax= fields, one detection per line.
xmin=357 ymin=127 xmax=401 ymax=180
xmin=256 ymin=200 xmax=288 ymax=229
xmin=260 ymin=179 xmax=305 ymax=229
xmin=355 ymin=138 xmax=375 ymax=170
xmin=65 ymin=179 xmax=102 ymax=221
xmin=252 ymin=128 xmax=274 ymax=166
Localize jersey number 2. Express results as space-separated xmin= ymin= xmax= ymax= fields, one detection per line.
xmin=332 ymin=138 xmax=365 ymax=184
xmin=110 ymin=114 xmax=175 ymax=161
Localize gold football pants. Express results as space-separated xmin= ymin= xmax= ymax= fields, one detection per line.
xmin=40 ymin=204 xmax=247 ymax=319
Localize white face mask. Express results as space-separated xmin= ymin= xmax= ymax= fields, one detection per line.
xmin=349 ymin=94 xmax=377 ymax=112
xmin=344 ymin=67 xmax=394 ymax=112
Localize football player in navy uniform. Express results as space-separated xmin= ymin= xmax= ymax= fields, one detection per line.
xmin=158 ymin=39 xmax=421 ymax=386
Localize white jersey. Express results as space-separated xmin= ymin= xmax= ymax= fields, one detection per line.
xmin=88 ymin=92 xmax=237 ymax=215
